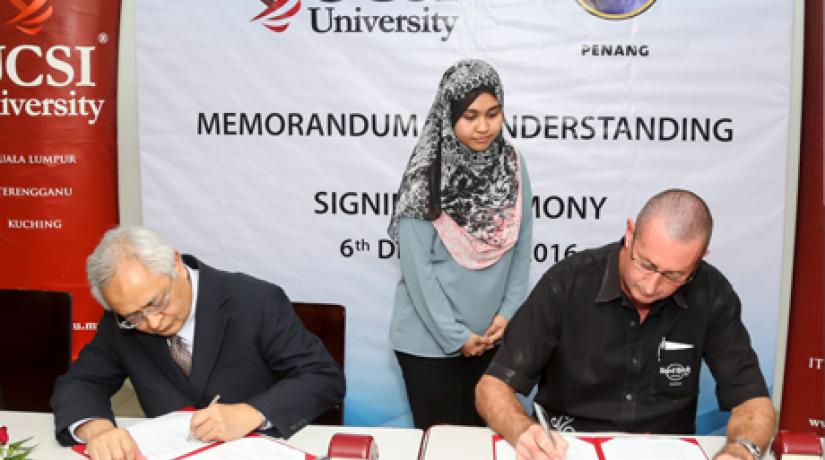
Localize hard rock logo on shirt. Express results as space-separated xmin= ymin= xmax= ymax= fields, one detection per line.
xmin=549 ymin=415 xmax=577 ymax=432
xmin=659 ymin=363 xmax=692 ymax=385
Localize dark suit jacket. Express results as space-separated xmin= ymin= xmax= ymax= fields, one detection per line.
xmin=51 ymin=255 xmax=345 ymax=445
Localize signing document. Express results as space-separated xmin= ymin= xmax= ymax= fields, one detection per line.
xmin=494 ymin=435 xmax=707 ymax=460
xmin=494 ymin=434 xmax=599 ymax=460
xmin=125 ymin=412 xmax=210 ymax=459
xmin=120 ymin=412 xmax=309 ymax=460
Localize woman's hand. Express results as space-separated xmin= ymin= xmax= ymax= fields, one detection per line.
xmin=483 ymin=314 xmax=508 ymax=349
xmin=460 ymin=333 xmax=490 ymax=357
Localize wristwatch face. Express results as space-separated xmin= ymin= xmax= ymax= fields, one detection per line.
xmin=732 ymin=438 xmax=762 ymax=459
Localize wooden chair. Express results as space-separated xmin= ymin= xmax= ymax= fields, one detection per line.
xmin=0 ymin=289 xmax=72 ymax=411
xmin=292 ymin=302 xmax=345 ymax=425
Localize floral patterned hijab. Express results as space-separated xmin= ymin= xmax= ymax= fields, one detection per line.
xmin=388 ymin=59 xmax=522 ymax=269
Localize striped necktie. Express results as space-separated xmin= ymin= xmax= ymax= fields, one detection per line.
xmin=169 ymin=334 xmax=192 ymax=377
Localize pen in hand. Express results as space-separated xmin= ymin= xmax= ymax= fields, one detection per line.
xmin=188 ymin=394 xmax=221 ymax=442
xmin=207 ymin=394 xmax=221 ymax=407
xmin=532 ymin=401 xmax=557 ymax=449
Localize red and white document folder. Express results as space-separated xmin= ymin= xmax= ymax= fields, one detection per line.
xmin=72 ymin=411 xmax=317 ymax=460
xmin=492 ymin=433 xmax=709 ymax=460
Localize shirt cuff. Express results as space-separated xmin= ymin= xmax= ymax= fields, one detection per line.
xmin=485 ymin=361 xmax=536 ymax=395
xmin=258 ymin=418 xmax=273 ymax=431
xmin=255 ymin=410 xmax=272 ymax=431
xmin=68 ymin=418 xmax=96 ymax=443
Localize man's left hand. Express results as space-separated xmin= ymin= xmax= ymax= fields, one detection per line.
xmin=713 ymin=444 xmax=756 ymax=460
xmin=714 ymin=454 xmax=748 ymax=460
xmin=715 ymin=397 xmax=775 ymax=460
xmin=189 ymin=403 xmax=264 ymax=442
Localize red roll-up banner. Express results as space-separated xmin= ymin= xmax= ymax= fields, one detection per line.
xmin=0 ymin=0 xmax=120 ymax=359
xmin=780 ymin=0 xmax=824 ymax=435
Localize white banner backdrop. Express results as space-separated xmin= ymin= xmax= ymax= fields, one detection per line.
xmin=136 ymin=0 xmax=794 ymax=432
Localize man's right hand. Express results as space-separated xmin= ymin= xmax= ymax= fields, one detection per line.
xmin=515 ymin=424 xmax=568 ymax=460
xmin=76 ymin=419 xmax=146 ymax=460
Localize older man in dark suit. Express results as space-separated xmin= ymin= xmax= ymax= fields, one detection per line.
xmin=51 ymin=226 xmax=345 ymax=460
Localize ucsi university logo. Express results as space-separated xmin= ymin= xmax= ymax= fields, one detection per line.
xmin=251 ymin=0 xmax=460 ymax=42
xmin=5 ymin=0 xmax=53 ymax=35
xmin=252 ymin=0 xmax=301 ymax=32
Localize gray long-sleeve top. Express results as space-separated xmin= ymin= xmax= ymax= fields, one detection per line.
xmin=389 ymin=159 xmax=533 ymax=357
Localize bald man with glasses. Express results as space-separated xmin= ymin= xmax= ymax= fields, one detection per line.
xmin=476 ymin=189 xmax=775 ymax=460
xmin=51 ymin=226 xmax=345 ymax=460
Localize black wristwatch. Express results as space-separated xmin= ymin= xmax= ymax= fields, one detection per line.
xmin=730 ymin=438 xmax=762 ymax=459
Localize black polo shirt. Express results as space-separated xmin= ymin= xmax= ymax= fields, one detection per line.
xmin=486 ymin=240 xmax=769 ymax=434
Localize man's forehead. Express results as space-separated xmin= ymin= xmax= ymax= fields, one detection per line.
xmin=635 ymin=229 xmax=703 ymax=270
xmin=104 ymin=258 xmax=165 ymax=306
xmin=111 ymin=256 xmax=157 ymax=283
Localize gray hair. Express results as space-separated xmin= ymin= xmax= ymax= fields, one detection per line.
xmin=87 ymin=226 xmax=176 ymax=311
xmin=635 ymin=189 xmax=713 ymax=250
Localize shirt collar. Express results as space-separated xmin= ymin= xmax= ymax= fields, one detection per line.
xmin=176 ymin=263 xmax=199 ymax=346
xmin=595 ymin=238 xmax=688 ymax=310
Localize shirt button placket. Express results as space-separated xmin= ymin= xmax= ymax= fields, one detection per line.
xmin=619 ymin=316 xmax=640 ymax=430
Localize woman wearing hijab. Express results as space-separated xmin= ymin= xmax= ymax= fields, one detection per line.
xmin=388 ymin=59 xmax=533 ymax=429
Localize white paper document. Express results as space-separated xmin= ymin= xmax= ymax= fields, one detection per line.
xmin=600 ymin=437 xmax=707 ymax=460
xmin=125 ymin=411 xmax=212 ymax=460
xmin=494 ymin=434 xmax=599 ymax=460
xmin=123 ymin=411 xmax=309 ymax=459
xmin=560 ymin=436 xmax=601 ymax=460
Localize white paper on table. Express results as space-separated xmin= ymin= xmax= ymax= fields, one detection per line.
xmin=601 ymin=437 xmax=707 ymax=460
xmin=188 ymin=436 xmax=308 ymax=460
xmin=560 ymin=435 xmax=601 ymax=460
xmin=493 ymin=434 xmax=599 ymax=460
xmin=124 ymin=411 xmax=213 ymax=460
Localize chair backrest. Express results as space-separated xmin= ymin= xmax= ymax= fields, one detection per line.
xmin=0 ymin=289 xmax=72 ymax=411
xmin=292 ymin=302 xmax=345 ymax=425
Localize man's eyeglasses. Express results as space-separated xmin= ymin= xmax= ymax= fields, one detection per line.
xmin=113 ymin=283 xmax=173 ymax=330
xmin=629 ymin=244 xmax=696 ymax=285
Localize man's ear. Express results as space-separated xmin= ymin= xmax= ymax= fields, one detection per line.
xmin=173 ymin=251 xmax=184 ymax=272
xmin=624 ymin=218 xmax=635 ymax=248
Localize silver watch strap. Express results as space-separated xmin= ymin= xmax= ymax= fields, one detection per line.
xmin=731 ymin=438 xmax=762 ymax=459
